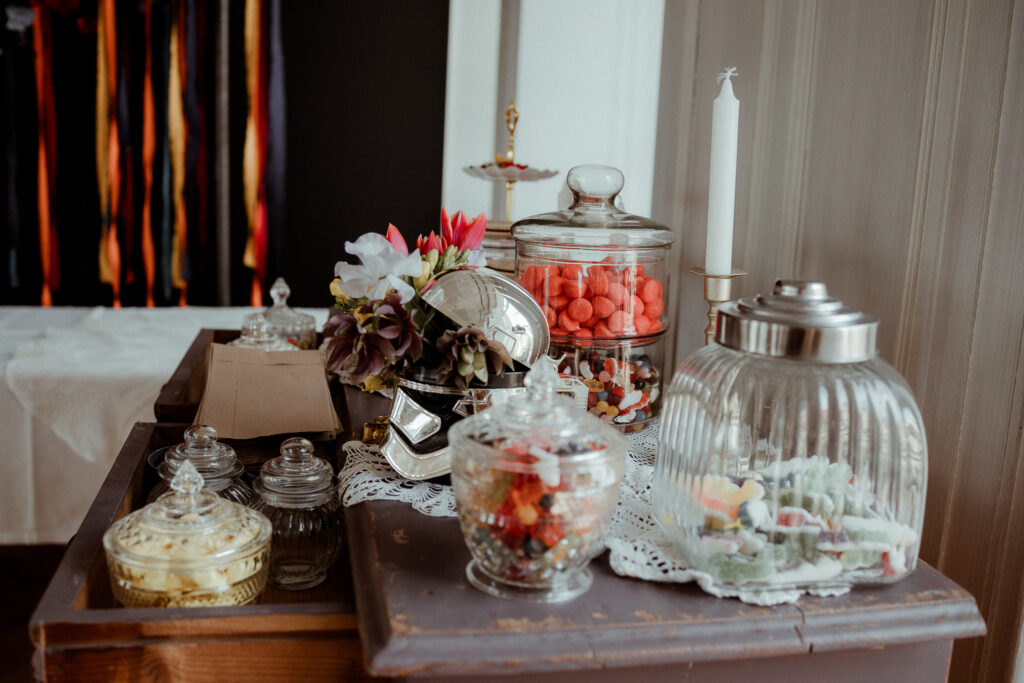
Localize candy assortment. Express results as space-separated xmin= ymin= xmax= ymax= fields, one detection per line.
xmin=449 ymin=357 xmax=627 ymax=603
xmin=549 ymin=338 xmax=661 ymax=430
xmin=676 ymin=457 xmax=918 ymax=588
xmin=454 ymin=439 xmax=620 ymax=589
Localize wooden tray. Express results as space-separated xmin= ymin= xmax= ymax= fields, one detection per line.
xmin=29 ymin=422 xmax=369 ymax=682
xmin=347 ymin=498 xmax=986 ymax=681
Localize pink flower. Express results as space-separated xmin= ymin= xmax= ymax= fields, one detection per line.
xmin=385 ymin=224 xmax=409 ymax=256
xmin=416 ymin=231 xmax=444 ymax=255
xmin=441 ymin=208 xmax=487 ymax=252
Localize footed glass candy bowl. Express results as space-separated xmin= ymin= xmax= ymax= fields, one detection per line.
xmin=449 ymin=357 xmax=627 ymax=603
xmin=652 ymin=280 xmax=927 ymax=595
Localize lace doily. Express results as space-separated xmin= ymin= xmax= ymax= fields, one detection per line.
xmin=338 ymin=421 xmax=850 ymax=605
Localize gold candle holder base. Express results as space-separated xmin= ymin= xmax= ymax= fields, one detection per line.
xmin=689 ymin=267 xmax=748 ymax=345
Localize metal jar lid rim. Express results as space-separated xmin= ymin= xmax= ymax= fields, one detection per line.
xmin=716 ymin=280 xmax=879 ymax=362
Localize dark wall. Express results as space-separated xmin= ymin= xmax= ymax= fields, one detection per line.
xmin=278 ymin=1 xmax=450 ymax=307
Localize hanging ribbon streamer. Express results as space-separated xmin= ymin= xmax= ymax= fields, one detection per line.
xmin=264 ymin=0 xmax=286 ymax=286
xmin=32 ymin=1 xmax=59 ymax=306
xmin=140 ymin=0 xmax=156 ymax=306
xmin=168 ymin=0 xmax=188 ymax=305
xmin=96 ymin=0 xmax=121 ymax=307
xmin=242 ymin=0 xmax=266 ymax=306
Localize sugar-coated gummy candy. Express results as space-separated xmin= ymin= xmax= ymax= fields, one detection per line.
xmin=546 ymin=275 xmax=565 ymax=297
xmin=606 ymin=282 xmax=628 ymax=306
xmin=592 ymin=296 xmax=615 ymax=319
xmin=549 ymin=294 xmax=569 ymax=311
xmin=557 ymin=310 xmax=580 ymax=332
xmin=640 ymin=278 xmax=662 ymax=303
xmin=607 ymin=311 xmax=628 ymax=333
xmin=588 ymin=272 xmax=609 ymax=296
xmin=567 ymin=298 xmax=593 ymax=322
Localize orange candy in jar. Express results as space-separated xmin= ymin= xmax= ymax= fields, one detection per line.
xmin=512 ymin=165 xmax=675 ymax=431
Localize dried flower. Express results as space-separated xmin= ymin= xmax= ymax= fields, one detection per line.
xmin=435 ymin=325 xmax=515 ymax=389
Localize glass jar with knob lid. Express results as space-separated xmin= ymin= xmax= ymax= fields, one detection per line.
xmin=652 ymin=280 xmax=927 ymax=596
xmin=263 ymin=277 xmax=317 ymax=349
xmin=511 ymin=165 xmax=675 ymax=432
xmin=104 ymin=460 xmax=272 ymax=607
xmin=250 ymin=436 xmax=343 ymax=590
xmin=148 ymin=424 xmax=254 ymax=505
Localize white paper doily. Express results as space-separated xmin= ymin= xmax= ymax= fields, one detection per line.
xmin=337 ymin=420 xmax=850 ymax=605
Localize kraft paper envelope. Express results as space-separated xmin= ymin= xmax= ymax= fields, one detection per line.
xmin=194 ymin=343 xmax=341 ymax=439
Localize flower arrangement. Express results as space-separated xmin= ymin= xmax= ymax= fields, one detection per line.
xmin=323 ymin=209 xmax=515 ymax=393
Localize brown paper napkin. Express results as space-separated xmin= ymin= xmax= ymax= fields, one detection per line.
xmin=194 ymin=343 xmax=341 ymax=439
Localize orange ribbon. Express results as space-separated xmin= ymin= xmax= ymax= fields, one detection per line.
xmin=32 ymin=1 xmax=59 ymax=306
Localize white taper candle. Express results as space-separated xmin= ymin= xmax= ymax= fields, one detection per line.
xmin=705 ymin=67 xmax=739 ymax=276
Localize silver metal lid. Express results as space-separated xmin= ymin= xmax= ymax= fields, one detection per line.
xmin=716 ymin=280 xmax=878 ymax=362
xmin=419 ymin=267 xmax=549 ymax=367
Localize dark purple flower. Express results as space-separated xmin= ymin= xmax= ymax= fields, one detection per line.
xmin=435 ymin=325 xmax=514 ymax=389
xmin=323 ymin=294 xmax=421 ymax=389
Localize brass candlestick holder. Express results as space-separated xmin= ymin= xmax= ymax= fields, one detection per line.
xmin=462 ymin=101 xmax=557 ymax=224
xmin=690 ymin=266 xmax=747 ymax=345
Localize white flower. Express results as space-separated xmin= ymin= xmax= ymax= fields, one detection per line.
xmin=334 ymin=233 xmax=423 ymax=303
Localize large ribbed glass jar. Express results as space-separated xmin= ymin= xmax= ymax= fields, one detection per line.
xmin=148 ymin=425 xmax=254 ymax=505
xmin=512 ymin=165 xmax=674 ymax=432
xmin=250 ymin=437 xmax=343 ymax=590
xmin=449 ymin=358 xmax=628 ymax=603
xmin=652 ymin=280 xmax=926 ymax=595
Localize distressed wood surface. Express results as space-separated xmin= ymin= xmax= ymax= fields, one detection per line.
xmin=347 ymin=498 xmax=983 ymax=679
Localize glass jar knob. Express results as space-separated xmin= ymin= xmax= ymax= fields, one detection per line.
xmin=270 ymin=277 xmax=291 ymax=306
xmin=184 ymin=424 xmax=218 ymax=449
xmin=567 ymin=165 xmax=624 ymax=208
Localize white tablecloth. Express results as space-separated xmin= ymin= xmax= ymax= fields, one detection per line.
xmin=0 ymin=305 xmax=328 ymax=544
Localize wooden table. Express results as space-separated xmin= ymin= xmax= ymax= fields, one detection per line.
xmin=31 ymin=352 xmax=986 ymax=681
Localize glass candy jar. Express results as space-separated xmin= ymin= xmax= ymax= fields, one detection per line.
xmin=148 ymin=425 xmax=254 ymax=505
xmin=512 ymin=165 xmax=674 ymax=432
xmin=104 ymin=460 xmax=272 ymax=607
xmin=251 ymin=437 xmax=343 ymax=590
xmin=229 ymin=312 xmax=300 ymax=351
xmin=652 ymin=280 xmax=927 ymax=595
xmin=263 ymin=277 xmax=317 ymax=349
xmin=449 ymin=358 xmax=628 ymax=603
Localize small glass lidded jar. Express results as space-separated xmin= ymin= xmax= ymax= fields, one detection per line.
xmin=148 ymin=425 xmax=254 ymax=505
xmin=228 ymin=311 xmax=300 ymax=351
xmin=449 ymin=357 xmax=628 ymax=603
xmin=104 ymin=460 xmax=272 ymax=607
xmin=512 ymin=165 xmax=675 ymax=432
xmin=653 ymin=280 xmax=927 ymax=595
xmin=250 ymin=437 xmax=343 ymax=590
xmin=263 ymin=277 xmax=317 ymax=349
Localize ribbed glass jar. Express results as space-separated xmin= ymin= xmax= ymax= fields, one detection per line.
xmin=652 ymin=281 xmax=927 ymax=595
xmin=250 ymin=437 xmax=343 ymax=590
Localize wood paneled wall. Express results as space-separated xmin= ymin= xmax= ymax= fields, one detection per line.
xmin=653 ymin=1 xmax=1024 ymax=680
